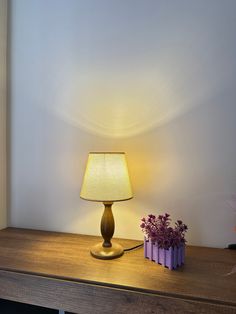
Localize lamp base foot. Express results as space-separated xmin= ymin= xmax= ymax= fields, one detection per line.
xmin=90 ymin=242 xmax=124 ymax=260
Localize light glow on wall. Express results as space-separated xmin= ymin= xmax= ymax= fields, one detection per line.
xmin=52 ymin=66 xmax=213 ymax=138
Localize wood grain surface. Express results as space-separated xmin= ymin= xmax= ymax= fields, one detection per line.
xmin=0 ymin=227 xmax=235 ymax=313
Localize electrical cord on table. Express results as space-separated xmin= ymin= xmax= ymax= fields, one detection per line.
xmin=124 ymin=243 xmax=144 ymax=252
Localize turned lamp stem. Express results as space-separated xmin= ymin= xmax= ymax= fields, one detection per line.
xmin=101 ymin=202 xmax=115 ymax=248
xmin=90 ymin=202 xmax=124 ymax=259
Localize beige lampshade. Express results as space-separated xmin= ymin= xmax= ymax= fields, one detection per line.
xmin=80 ymin=152 xmax=133 ymax=202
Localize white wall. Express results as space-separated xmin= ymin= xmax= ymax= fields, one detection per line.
xmin=10 ymin=0 xmax=236 ymax=247
xmin=0 ymin=0 xmax=7 ymax=229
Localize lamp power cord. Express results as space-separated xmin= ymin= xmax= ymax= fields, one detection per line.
xmin=124 ymin=243 xmax=144 ymax=252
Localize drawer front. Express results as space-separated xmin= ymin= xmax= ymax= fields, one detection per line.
xmin=0 ymin=270 xmax=235 ymax=314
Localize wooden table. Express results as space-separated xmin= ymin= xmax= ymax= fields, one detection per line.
xmin=0 ymin=228 xmax=235 ymax=314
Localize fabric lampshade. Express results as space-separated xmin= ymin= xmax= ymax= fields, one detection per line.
xmin=80 ymin=152 xmax=133 ymax=202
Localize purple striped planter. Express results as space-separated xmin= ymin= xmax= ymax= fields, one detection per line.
xmin=144 ymin=239 xmax=185 ymax=270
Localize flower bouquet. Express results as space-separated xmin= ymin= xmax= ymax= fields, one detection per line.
xmin=140 ymin=213 xmax=188 ymax=270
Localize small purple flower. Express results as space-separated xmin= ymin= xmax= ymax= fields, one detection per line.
xmin=148 ymin=214 xmax=156 ymax=219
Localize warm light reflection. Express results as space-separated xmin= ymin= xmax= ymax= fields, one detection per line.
xmin=51 ymin=67 xmax=207 ymax=138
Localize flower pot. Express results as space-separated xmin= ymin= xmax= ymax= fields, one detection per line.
xmin=144 ymin=239 xmax=185 ymax=270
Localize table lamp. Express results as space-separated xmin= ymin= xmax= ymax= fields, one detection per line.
xmin=80 ymin=152 xmax=133 ymax=259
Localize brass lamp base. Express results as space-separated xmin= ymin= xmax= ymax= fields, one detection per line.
xmin=90 ymin=242 xmax=124 ymax=260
